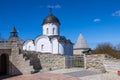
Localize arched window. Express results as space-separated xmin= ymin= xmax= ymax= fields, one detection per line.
xmin=41 ymin=44 xmax=44 ymax=51
xmin=53 ymin=28 xmax=55 ymax=34
xmin=46 ymin=28 xmax=48 ymax=34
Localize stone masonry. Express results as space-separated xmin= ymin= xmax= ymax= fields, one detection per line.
xmin=0 ymin=40 xmax=70 ymax=76
xmin=0 ymin=41 xmax=34 ymax=75
xmin=10 ymin=46 xmax=34 ymax=75
xmin=85 ymin=54 xmax=107 ymax=72
xmin=85 ymin=54 xmax=120 ymax=73
xmin=103 ymin=59 xmax=120 ymax=73
xmin=21 ymin=51 xmax=66 ymax=71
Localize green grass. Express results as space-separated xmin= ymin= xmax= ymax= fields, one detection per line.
xmin=73 ymin=59 xmax=84 ymax=67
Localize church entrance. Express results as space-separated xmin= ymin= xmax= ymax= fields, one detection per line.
xmin=0 ymin=54 xmax=9 ymax=75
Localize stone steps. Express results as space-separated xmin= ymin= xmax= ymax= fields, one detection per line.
xmin=15 ymin=53 xmax=35 ymax=74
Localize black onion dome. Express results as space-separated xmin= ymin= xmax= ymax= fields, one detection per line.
xmin=42 ymin=13 xmax=60 ymax=25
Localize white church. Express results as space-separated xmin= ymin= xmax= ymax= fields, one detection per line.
xmin=23 ymin=11 xmax=73 ymax=56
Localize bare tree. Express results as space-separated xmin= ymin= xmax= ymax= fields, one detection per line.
xmin=92 ymin=43 xmax=120 ymax=59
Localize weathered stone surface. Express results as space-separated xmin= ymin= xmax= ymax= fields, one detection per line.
xmin=0 ymin=44 xmax=70 ymax=76
xmin=103 ymin=60 xmax=120 ymax=72
xmin=85 ymin=54 xmax=120 ymax=73
xmin=85 ymin=54 xmax=106 ymax=73
xmin=21 ymin=51 xmax=66 ymax=70
xmin=0 ymin=45 xmax=34 ymax=76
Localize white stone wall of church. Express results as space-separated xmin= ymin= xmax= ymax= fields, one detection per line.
xmin=43 ymin=23 xmax=59 ymax=36
xmin=23 ymin=40 xmax=35 ymax=51
xmin=59 ymin=42 xmax=64 ymax=55
xmin=36 ymin=38 xmax=52 ymax=53
xmin=52 ymin=38 xmax=59 ymax=54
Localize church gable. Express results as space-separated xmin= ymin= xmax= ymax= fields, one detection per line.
xmin=23 ymin=40 xmax=35 ymax=51
xmin=35 ymin=37 xmax=51 ymax=53
xmin=34 ymin=35 xmax=49 ymax=45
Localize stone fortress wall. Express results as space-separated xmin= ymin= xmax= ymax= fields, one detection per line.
xmin=21 ymin=50 xmax=66 ymax=71
xmin=0 ymin=40 xmax=120 ymax=75
xmin=85 ymin=54 xmax=120 ymax=73
xmin=0 ymin=40 xmax=72 ymax=76
xmin=0 ymin=45 xmax=68 ymax=75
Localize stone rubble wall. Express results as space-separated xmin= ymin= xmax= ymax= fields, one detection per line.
xmin=21 ymin=51 xmax=66 ymax=71
xmin=10 ymin=46 xmax=34 ymax=75
xmin=86 ymin=54 xmax=106 ymax=72
xmin=0 ymin=46 xmax=67 ymax=76
xmin=85 ymin=54 xmax=120 ymax=73
xmin=103 ymin=59 xmax=120 ymax=73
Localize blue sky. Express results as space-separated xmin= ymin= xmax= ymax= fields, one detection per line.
xmin=0 ymin=0 xmax=120 ymax=49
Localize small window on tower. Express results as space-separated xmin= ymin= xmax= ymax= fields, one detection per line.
xmin=41 ymin=44 xmax=44 ymax=51
xmin=53 ymin=28 xmax=55 ymax=34
xmin=46 ymin=28 xmax=48 ymax=34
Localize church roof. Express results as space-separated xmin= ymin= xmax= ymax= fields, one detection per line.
xmin=35 ymin=35 xmax=73 ymax=44
xmin=57 ymin=36 xmax=72 ymax=44
xmin=74 ymin=33 xmax=89 ymax=49
xmin=11 ymin=26 xmax=17 ymax=33
xmin=42 ymin=12 xmax=60 ymax=25
xmin=8 ymin=27 xmax=23 ymax=44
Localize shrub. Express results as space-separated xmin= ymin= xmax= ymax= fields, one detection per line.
xmin=92 ymin=43 xmax=120 ymax=59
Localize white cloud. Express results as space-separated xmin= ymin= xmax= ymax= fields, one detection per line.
xmin=55 ymin=4 xmax=61 ymax=8
xmin=93 ymin=18 xmax=101 ymax=22
xmin=112 ymin=10 xmax=120 ymax=16
xmin=47 ymin=4 xmax=61 ymax=9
